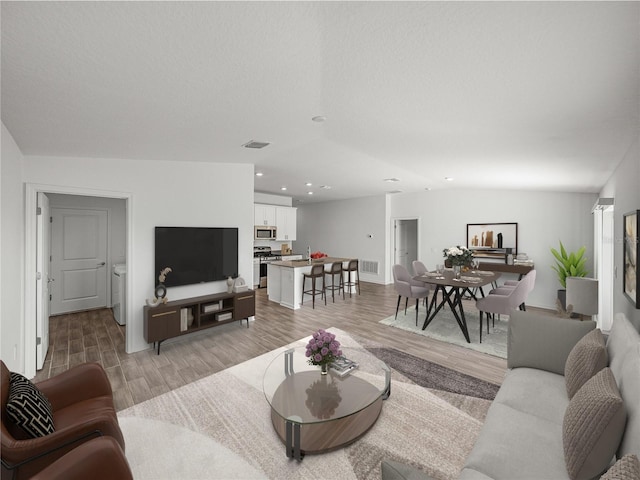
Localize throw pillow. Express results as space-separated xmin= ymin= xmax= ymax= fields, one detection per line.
xmin=5 ymin=372 xmax=55 ymax=437
xmin=600 ymin=454 xmax=640 ymax=480
xmin=563 ymin=368 xmax=626 ymax=480
xmin=565 ymin=328 xmax=608 ymax=399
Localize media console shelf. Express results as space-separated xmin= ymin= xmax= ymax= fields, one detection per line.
xmin=144 ymin=290 xmax=256 ymax=354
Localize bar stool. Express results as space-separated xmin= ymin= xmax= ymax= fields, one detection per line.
xmin=301 ymin=264 xmax=325 ymax=308
xmin=343 ymin=259 xmax=360 ymax=297
xmin=324 ymin=262 xmax=345 ymax=302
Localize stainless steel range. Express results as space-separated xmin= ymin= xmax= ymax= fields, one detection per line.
xmin=254 ymin=247 xmax=282 ymax=288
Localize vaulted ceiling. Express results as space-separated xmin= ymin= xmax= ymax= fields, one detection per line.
xmin=2 ymin=1 xmax=638 ymax=203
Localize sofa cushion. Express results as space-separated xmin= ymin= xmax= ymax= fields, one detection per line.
xmin=563 ymin=368 xmax=626 ymax=480
xmin=507 ymin=311 xmax=595 ymax=375
xmin=616 ymin=343 xmax=640 ymax=460
xmin=606 ymin=313 xmax=640 ymax=385
xmin=464 ymin=402 xmax=568 ymax=479
xmin=564 ymin=328 xmax=608 ymax=398
xmin=493 ymin=367 xmax=568 ymax=425
xmin=600 ymin=454 xmax=640 ymax=480
xmin=5 ymin=372 xmax=55 ymax=437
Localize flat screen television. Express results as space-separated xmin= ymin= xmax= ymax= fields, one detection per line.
xmin=154 ymin=227 xmax=238 ymax=288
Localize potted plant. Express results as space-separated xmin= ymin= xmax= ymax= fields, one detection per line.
xmin=550 ymin=241 xmax=588 ymax=310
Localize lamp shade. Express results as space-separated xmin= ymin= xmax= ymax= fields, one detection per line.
xmin=566 ymin=277 xmax=599 ymax=316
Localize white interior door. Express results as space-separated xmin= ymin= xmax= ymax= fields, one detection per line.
xmin=50 ymin=208 xmax=108 ymax=315
xmin=36 ymin=193 xmax=51 ymax=369
xmin=394 ymin=219 xmax=418 ymax=271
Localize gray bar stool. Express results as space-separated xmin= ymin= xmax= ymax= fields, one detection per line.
xmin=343 ymin=259 xmax=360 ymax=297
xmin=324 ymin=261 xmax=345 ymax=302
xmin=301 ymin=264 xmax=325 ymax=308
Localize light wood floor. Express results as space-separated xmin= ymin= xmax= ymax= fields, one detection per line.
xmin=34 ymin=282 xmax=541 ymax=412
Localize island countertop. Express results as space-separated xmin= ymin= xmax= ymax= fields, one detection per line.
xmin=270 ymin=257 xmax=354 ymax=268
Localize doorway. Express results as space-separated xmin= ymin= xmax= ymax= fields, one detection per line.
xmin=24 ymin=184 xmax=132 ymax=379
xmin=393 ymin=218 xmax=419 ymax=273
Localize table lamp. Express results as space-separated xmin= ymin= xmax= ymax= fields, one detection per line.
xmin=566 ymin=277 xmax=599 ymax=320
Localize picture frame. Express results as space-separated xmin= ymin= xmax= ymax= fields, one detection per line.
xmin=467 ymin=223 xmax=518 ymax=259
xmin=623 ymin=210 xmax=639 ymax=308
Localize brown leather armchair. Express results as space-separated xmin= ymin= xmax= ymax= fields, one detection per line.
xmin=1 ymin=361 xmax=125 ymax=480
xmin=31 ymin=436 xmax=132 ymax=480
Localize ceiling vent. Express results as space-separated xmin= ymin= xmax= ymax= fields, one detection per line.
xmin=243 ymin=140 xmax=270 ymax=149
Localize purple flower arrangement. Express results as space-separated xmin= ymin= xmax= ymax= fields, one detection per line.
xmin=305 ymin=329 xmax=342 ymax=366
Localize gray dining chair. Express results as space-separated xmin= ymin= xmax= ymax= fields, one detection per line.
xmin=476 ymin=270 xmax=535 ymax=342
xmin=412 ymin=260 xmax=432 ymax=307
xmin=393 ymin=264 xmax=430 ymax=326
xmin=488 ymin=269 xmax=536 ymax=311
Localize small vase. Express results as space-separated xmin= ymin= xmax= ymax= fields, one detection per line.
xmin=226 ymin=276 xmax=233 ymax=293
xmin=453 ymin=265 xmax=461 ymax=279
xmin=320 ymin=364 xmax=329 ymax=375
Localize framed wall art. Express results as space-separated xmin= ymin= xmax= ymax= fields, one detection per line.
xmin=623 ymin=210 xmax=639 ymax=308
xmin=467 ymin=223 xmax=518 ymax=259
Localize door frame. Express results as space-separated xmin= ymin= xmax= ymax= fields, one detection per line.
xmin=392 ymin=217 xmax=419 ymax=280
xmin=24 ymin=183 xmax=133 ymax=378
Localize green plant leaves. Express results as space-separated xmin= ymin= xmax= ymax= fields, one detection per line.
xmin=550 ymin=242 xmax=588 ymax=288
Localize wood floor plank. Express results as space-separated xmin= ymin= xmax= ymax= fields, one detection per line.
xmin=37 ymin=281 xmax=545 ymax=412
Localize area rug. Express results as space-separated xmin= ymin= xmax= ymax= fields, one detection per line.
xmin=379 ymin=305 xmax=508 ymax=359
xmin=118 ymin=328 xmax=493 ymax=480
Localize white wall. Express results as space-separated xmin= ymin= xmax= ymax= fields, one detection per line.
xmin=21 ymin=155 xmax=255 ymax=358
xmin=295 ymin=195 xmax=388 ymax=283
xmin=390 ymin=189 xmax=597 ymax=310
xmin=1 ymin=124 xmax=25 ymax=372
xmin=600 ymin=136 xmax=640 ymax=329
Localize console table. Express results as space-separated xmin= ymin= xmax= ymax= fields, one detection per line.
xmin=143 ymin=290 xmax=255 ymax=354
xmin=478 ymin=262 xmax=534 ymax=278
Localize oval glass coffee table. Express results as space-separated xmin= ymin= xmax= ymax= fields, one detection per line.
xmin=263 ymin=346 xmax=390 ymax=460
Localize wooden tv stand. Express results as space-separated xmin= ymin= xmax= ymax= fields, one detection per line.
xmin=143 ymin=290 xmax=255 ymax=354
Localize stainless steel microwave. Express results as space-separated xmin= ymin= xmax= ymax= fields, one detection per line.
xmin=255 ymin=226 xmax=277 ymax=240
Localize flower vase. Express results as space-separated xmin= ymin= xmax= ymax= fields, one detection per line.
xmin=226 ymin=276 xmax=233 ymax=293
xmin=320 ymin=364 xmax=329 ymax=375
xmin=453 ymin=265 xmax=461 ymax=279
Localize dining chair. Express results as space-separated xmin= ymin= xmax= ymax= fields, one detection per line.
xmin=476 ymin=270 xmax=535 ymax=342
xmin=489 ymin=270 xmax=536 ymax=312
xmin=393 ymin=264 xmax=430 ymax=326
xmin=412 ymin=260 xmax=432 ymax=307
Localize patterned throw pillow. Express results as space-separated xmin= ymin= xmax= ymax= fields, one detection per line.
xmin=601 ymin=454 xmax=640 ymax=480
xmin=5 ymin=372 xmax=55 ymax=437
xmin=565 ymin=328 xmax=608 ymax=399
xmin=563 ymin=368 xmax=626 ymax=480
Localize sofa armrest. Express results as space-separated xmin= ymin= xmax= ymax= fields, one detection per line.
xmin=507 ymin=310 xmax=596 ymax=375
xmin=37 ymin=363 xmax=113 ymax=411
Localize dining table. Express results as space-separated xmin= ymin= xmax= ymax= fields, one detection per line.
xmin=413 ymin=269 xmax=501 ymax=343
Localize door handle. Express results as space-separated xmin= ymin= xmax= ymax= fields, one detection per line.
xmin=97 ymin=262 xmax=106 ymax=267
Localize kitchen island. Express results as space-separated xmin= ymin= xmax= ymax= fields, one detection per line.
xmin=267 ymin=257 xmax=355 ymax=310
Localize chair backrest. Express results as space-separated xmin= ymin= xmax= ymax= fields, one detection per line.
xmin=393 ymin=264 xmax=411 ymax=283
xmin=508 ymin=270 xmax=535 ymax=308
xmin=346 ymin=259 xmax=358 ymax=271
xmin=309 ymin=264 xmax=324 ymax=276
xmin=412 ymin=260 xmax=428 ymax=276
xmin=328 ymin=262 xmax=342 ymax=274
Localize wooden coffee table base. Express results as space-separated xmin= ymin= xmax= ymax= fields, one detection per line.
xmin=271 ymin=396 xmax=383 ymax=459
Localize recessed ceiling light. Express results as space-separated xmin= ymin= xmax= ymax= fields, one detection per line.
xmin=312 ymin=116 xmax=326 ymax=122
xmin=307 ymin=191 xmax=314 ymax=195
xmin=425 ymin=187 xmax=432 ymax=191
xmin=319 ymin=185 xmax=332 ymax=190
xmin=384 ymin=178 xmax=400 ymax=183
xmin=445 ymin=177 xmax=454 ymax=181
xmin=305 ymin=182 xmax=312 ymax=186
xmin=281 ymin=186 xmax=287 ymax=191
xmin=255 ymin=172 xmax=263 ymax=177
xmin=243 ymin=140 xmax=270 ymax=149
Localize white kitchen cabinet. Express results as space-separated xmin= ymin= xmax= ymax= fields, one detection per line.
xmin=254 ymin=204 xmax=276 ymax=226
xmin=276 ymin=206 xmax=297 ymax=241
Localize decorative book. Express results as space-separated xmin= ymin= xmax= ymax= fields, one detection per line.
xmin=330 ymin=356 xmax=359 ymax=377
